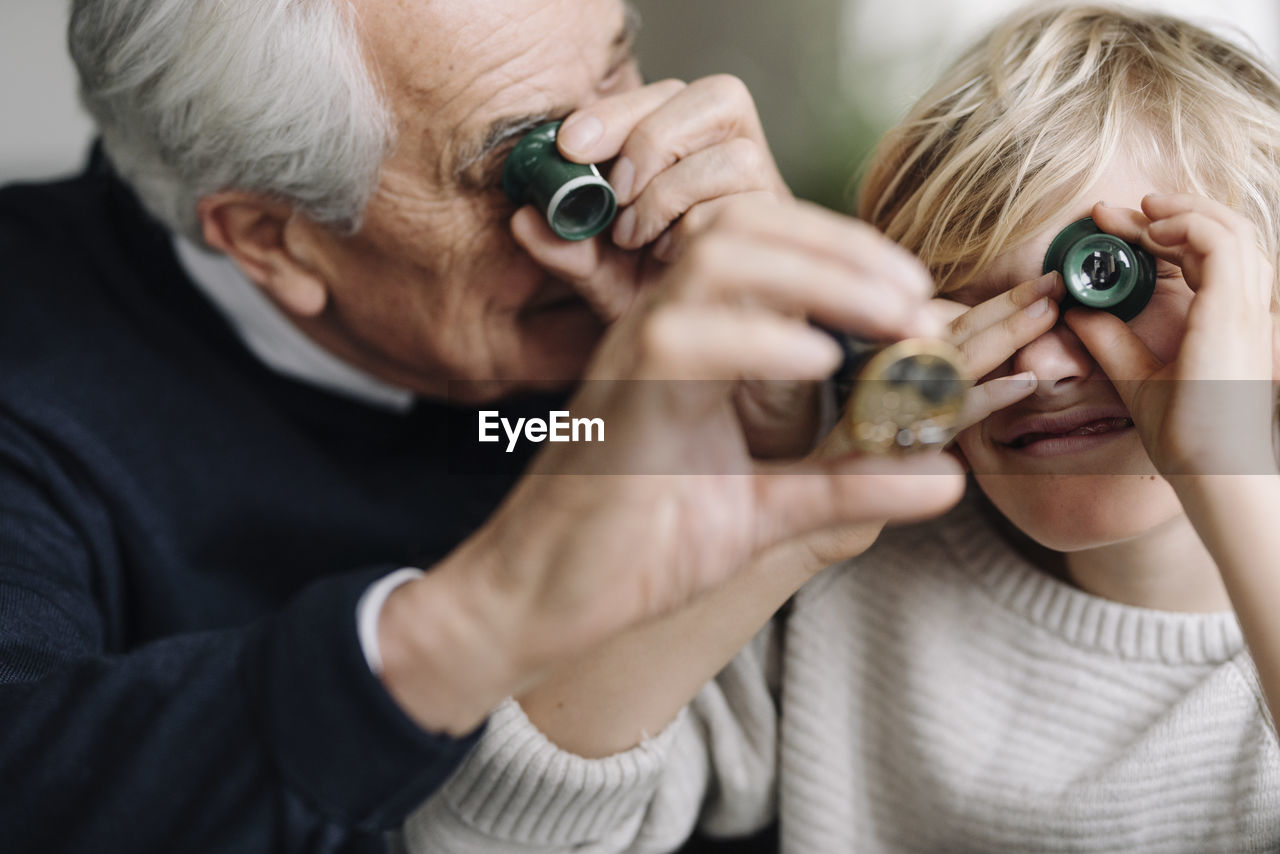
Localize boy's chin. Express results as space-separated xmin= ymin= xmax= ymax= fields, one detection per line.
xmin=975 ymin=472 xmax=1185 ymax=553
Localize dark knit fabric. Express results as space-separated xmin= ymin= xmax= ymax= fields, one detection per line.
xmin=0 ymin=149 xmax=545 ymax=852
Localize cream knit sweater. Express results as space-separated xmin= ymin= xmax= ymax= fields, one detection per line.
xmin=405 ymin=498 xmax=1280 ymax=852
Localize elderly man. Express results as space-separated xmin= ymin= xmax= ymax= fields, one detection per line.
xmin=0 ymin=0 xmax=959 ymax=851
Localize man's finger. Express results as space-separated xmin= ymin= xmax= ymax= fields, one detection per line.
xmin=752 ymin=455 xmax=965 ymax=549
xmin=612 ymin=139 xmax=777 ymax=250
xmin=557 ymin=78 xmax=689 ymax=169
xmin=511 ymin=206 xmax=639 ymax=322
xmin=634 ymin=307 xmax=844 ymax=381
xmin=699 ymin=198 xmax=935 ymax=302
xmin=610 ymin=74 xmax=779 ymax=206
xmin=648 ymin=192 xmax=773 ymax=264
xmin=666 ymin=233 xmax=934 ymax=340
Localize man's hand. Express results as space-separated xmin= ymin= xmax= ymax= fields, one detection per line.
xmin=514 ymin=76 xmax=825 ymax=454
xmin=512 ymin=75 xmax=788 ymax=321
xmin=379 ymin=197 xmax=965 ymax=735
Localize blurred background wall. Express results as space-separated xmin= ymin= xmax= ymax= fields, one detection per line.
xmin=0 ymin=2 xmax=95 ymax=184
xmin=4 ymin=0 xmax=1278 ymax=210
xmin=633 ymin=0 xmax=1280 ymax=210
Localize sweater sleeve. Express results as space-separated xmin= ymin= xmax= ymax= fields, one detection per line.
xmin=0 ymin=417 xmax=480 ymax=852
xmin=402 ymin=622 xmax=781 ymax=854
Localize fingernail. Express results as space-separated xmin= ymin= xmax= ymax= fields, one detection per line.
xmin=614 ymin=207 xmax=637 ymax=245
xmin=1025 ymin=297 xmax=1051 ymax=319
xmin=610 ymin=156 xmax=635 ymax=204
xmin=1096 ymin=200 xmax=1109 ymax=208
xmin=1012 ymin=371 xmax=1037 ymax=390
xmin=559 ymin=116 xmax=603 ymax=155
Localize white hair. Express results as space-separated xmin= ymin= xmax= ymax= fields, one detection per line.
xmin=68 ymin=0 xmax=394 ymax=243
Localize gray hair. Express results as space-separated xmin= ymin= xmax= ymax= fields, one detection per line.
xmin=68 ymin=0 xmax=394 ymax=243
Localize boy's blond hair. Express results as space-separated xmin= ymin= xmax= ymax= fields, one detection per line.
xmin=858 ymin=3 xmax=1280 ymax=298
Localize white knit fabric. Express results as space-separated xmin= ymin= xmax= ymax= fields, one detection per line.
xmin=404 ymin=496 xmax=1280 ymax=853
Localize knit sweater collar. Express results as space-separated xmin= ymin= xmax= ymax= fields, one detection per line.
xmin=935 ymin=494 xmax=1244 ymax=666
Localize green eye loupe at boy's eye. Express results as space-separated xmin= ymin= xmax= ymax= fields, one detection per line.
xmin=501 ymin=121 xmax=618 ymax=241
xmin=1043 ymin=217 xmax=1157 ymax=322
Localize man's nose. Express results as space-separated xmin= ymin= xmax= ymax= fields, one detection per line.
xmin=1011 ymin=321 xmax=1096 ymax=395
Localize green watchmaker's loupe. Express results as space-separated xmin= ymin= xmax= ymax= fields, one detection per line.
xmin=502 ymin=121 xmax=618 ymax=241
xmin=1042 ymin=216 xmax=1156 ymax=321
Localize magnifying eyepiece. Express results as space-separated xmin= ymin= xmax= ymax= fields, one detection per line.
xmin=502 ymin=121 xmax=618 ymax=241
xmin=1043 ymin=217 xmax=1156 ymax=321
xmin=1081 ymin=250 xmax=1121 ymax=291
xmin=830 ymin=334 xmax=971 ymax=455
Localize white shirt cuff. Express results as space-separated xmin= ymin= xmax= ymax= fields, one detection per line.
xmin=356 ymin=567 xmax=425 ymax=675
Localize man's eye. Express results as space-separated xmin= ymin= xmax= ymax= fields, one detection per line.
xmin=459 ymin=149 xmax=517 ymax=196
xmin=484 ymin=158 xmax=509 ymax=191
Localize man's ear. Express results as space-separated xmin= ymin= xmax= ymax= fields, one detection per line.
xmin=197 ymin=192 xmax=330 ymax=318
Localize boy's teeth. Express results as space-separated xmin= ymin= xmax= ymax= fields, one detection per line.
xmin=1066 ymin=417 xmax=1133 ymax=437
xmin=1015 ymin=417 xmax=1134 ymax=447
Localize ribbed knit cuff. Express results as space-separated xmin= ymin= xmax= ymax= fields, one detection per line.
xmin=247 ymin=568 xmax=485 ymax=831
xmin=406 ymin=697 xmax=686 ymax=849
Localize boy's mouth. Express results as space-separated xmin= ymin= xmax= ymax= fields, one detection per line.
xmin=998 ymin=409 xmax=1135 ymax=450
xmin=1007 ymin=417 xmax=1134 ymax=448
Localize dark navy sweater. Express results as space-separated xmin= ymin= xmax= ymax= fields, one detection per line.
xmin=0 ymin=152 xmax=544 ymax=852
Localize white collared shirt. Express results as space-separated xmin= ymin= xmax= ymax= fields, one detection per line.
xmin=173 ymin=236 xmax=415 ymax=413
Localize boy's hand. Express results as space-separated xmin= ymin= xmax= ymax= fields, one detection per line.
xmin=823 ymin=269 xmax=1069 ymax=462
xmin=1068 ymin=195 xmax=1277 ymax=475
xmin=790 ymin=272 xmax=1066 ymax=569
xmin=933 ymin=270 xmax=1067 ymax=434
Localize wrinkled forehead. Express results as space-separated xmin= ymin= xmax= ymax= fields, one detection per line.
xmin=356 ymin=0 xmax=629 ymax=137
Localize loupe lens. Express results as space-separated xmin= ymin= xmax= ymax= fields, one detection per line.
xmin=1080 ymin=250 xmax=1121 ymax=292
xmin=548 ymin=181 xmax=617 ymax=241
xmin=885 ymin=353 xmax=963 ymax=405
xmin=502 ymin=121 xmax=618 ymax=242
xmin=1043 ymin=217 xmax=1156 ymax=321
xmin=830 ymin=336 xmax=971 ymax=455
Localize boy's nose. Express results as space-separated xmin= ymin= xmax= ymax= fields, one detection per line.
xmin=1011 ymin=321 xmax=1096 ymax=395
